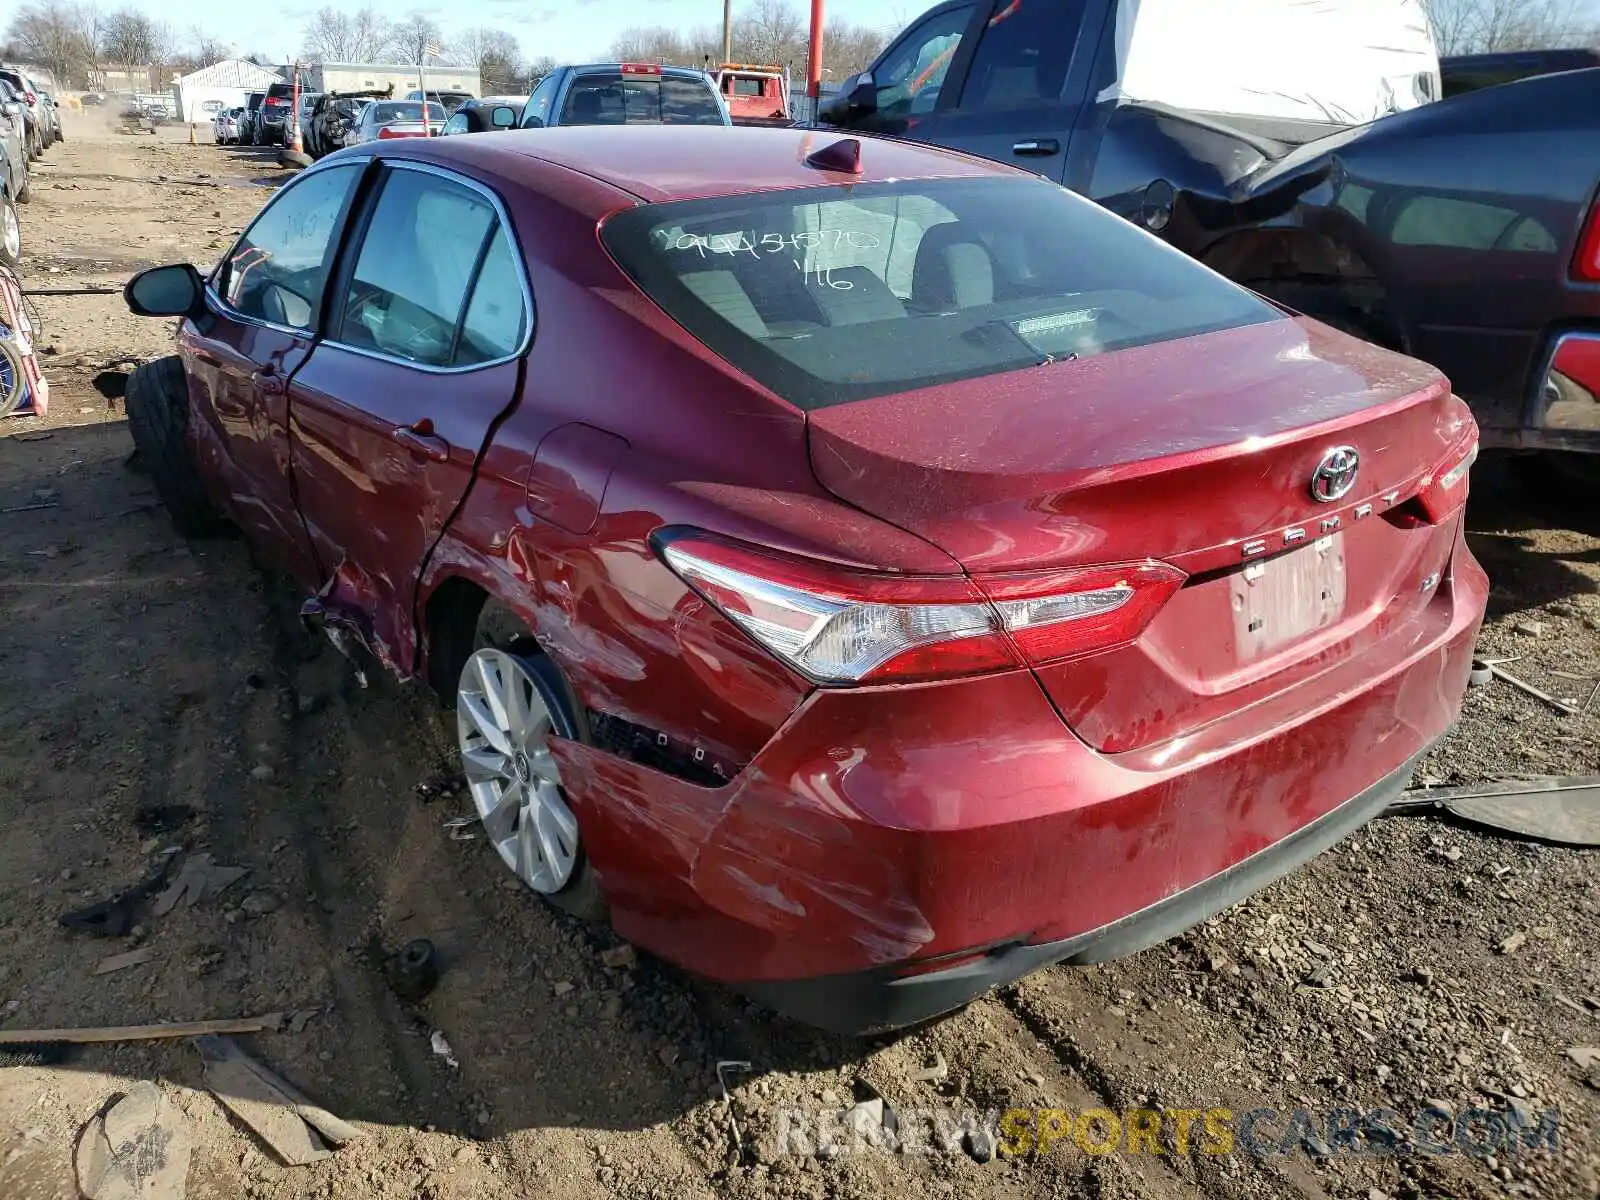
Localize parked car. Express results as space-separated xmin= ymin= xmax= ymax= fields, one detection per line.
xmin=304 ymin=93 xmax=379 ymax=158
xmin=0 ymin=68 xmax=46 ymax=158
xmin=254 ymin=80 xmax=304 ymax=145
xmin=405 ymin=89 xmax=475 ymax=115
xmin=0 ymin=95 xmax=24 ymax=267
xmin=214 ymin=106 xmax=242 ymax=144
xmin=81 ymin=91 xmax=106 ymax=106
xmin=0 ymin=79 xmax=31 ymax=208
xmin=345 ymin=100 xmax=447 ymax=144
xmin=518 ymin=63 xmax=730 ymax=128
xmin=33 ymin=89 xmax=61 ymax=146
xmin=118 ymin=125 xmax=1486 ymax=1033
xmin=1441 ymin=48 xmax=1600 ymax=97
xmin=238 ymin=90 xmax=266 ymax=143
xmin=439 ymin=102 xmax=519 ymax=135
xmin=816 ymin=0 xmax=1600 ymax=473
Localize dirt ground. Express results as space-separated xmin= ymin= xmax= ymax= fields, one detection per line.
xmin=0 ymin=115 xmax=1595 ymax=1200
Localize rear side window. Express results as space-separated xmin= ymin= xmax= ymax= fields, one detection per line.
xmin=220 ymin=164 xmax=360 ymax=329
xmin=561 ymin=72 xmax=723 ymax=125
xmin=336 ymin=168 xmax=528 ymax=367
xmin=602 ymin=176 xmax=1278 ymax=410
xmin=457 ymin=228 xmax=529 ymax=364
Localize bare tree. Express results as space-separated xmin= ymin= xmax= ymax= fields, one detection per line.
xmin=451 ymin=26 xmax=521 ymax=89
xmin=1424 ymin=0 xmax=1591 ymax=54
xmin=737 ymin=0 xmax=805 ymax=65
xmin=189 ymin=27 xmax=230 ymax=66
xmin=388 ymin=14 xmax=442 ymax=65
xmin=5 ymin=0 xmax=98 ymax=87
xmin=525 ymin=54 xmax=558 ymax=87
xmin=303 ymin=5 xmax=390 ymax=64
xmin=608 ymin=1 xmax=886 ymax=79
xmin=100 ymin=6 xmax=156 ymax=70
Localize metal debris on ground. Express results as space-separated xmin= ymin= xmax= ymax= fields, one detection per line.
xmin=75 ymin=1081 xmax=192 ymax=1200
xmin=911 ymin=1051 xmax=949 ymax=1083
xmin=94 ymin=946 xmax=157 ymax=975
xmin=194 ymin=1035 xmax=364 ymax=1166
xmin=429 ymin=1029 xmax=459 ymax=1068
xmin=152 ymin=852 xmax=250 ymax=915
xmin=715 ymin=1059 xmax=754 ymax=1159
xmin=58 ymin=850 xmax=180 ymax=937
xmin=1386 ymin=776 xmax=1600 ymax=845
xmin=384 ymin=938 xmax=439 ymax=1003
xmin=287 ymin=1008 xmax=321 ymax=1034
xmin=1486 ymin=663 xmax=1579 ymax=714
xmin=443 ymin=815 xmax=479 ymax=841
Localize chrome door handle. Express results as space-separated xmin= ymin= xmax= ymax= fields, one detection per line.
xmin=1013 ymin=138 xmax=1061 ymax=156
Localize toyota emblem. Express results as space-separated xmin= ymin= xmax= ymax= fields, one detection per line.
xmin=1310 ymin=446 xmax=1360 ymax=503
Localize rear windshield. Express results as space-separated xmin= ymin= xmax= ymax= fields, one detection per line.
xmin=602 ymin=176 xmax=1280 ymax=409
xmin=370 ymin=102 xmax=446 ymax=125
xmin=562 ymin=72 xmax=724 ymax=125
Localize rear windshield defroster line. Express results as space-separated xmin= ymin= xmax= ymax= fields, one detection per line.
xmin=600 ymin=175 xmax=1280 ymax=411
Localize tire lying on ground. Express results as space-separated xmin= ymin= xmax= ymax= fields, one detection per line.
xmin=124 ymin=355 xmax=229 ymax=537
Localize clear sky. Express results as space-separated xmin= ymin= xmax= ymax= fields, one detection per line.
xmin=153 ymin=0 xmax=917 ymax=67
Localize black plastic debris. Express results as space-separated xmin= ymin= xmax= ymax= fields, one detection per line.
xmin=384 ymin=939 xmax=439 ymax=1003
xmin=58 ymin=852 xmax=178 ymax=938
xmin=133 ymin=804 xmax=196 ymax=836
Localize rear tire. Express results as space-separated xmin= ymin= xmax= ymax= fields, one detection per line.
xmin=16 ymin=173 xmax=30 ymax=203
xmin=124 ymin=356 xmax=229 ymax=538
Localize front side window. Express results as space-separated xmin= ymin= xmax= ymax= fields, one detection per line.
xmin=603 ymin=176 xmax=1279 ymax=410
xmin=220 ymin=164 xmax=360 ymax=329
xmin=521 ymin=73 xmax=559 ymax=126
xmin=442 ymin=113 xmax=468 ymax=135
xmin=959 ymin=0 xmax=1086 ymax=109
xmin=336 ymin=169 xmax=498 ymax=366
xmin=874 ymin=3 xmax=977 ymax=117
xmin=561 ymin=72 xmax=724 ymax=125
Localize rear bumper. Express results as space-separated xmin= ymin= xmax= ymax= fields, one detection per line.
xmin=550 ymin=526 xmax=1487 ymax=1032
xmin=737 ymin=744 xmax=1427 ymax=1033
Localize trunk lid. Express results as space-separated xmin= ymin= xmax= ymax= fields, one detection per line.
xmin=807 ymin=317 xmax=1475 ymax=753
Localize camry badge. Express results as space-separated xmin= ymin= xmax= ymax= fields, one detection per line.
xmin=1310 ymin=446 xmax=1360 ymax=503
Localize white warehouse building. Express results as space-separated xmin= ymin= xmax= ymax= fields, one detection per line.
xmin=303 ymin=62 xmax=481 ymax=97
xmin=171 ymin=59 xmax=283 ymax=123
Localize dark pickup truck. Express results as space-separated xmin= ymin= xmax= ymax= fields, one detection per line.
xmin=822 ymin=0 xmax=1600 ymax=471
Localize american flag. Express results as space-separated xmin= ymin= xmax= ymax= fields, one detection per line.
xmin=421 ymin=41 xmax=440 ymax=59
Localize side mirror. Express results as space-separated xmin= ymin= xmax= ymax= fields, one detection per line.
xmin=125 ymin=264 xmax=207 ymax=319
xmin=848 ymin=73 xmax=878 ymax=113
xmin=521 ymin=113 xmax=544 ymax=129
xmin=490 ymin=105 xmax=516 ymax=129
xmin=1 ymin=101 xmax=20 ymax=118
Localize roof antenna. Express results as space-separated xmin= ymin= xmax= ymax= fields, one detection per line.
xmin=804 ymin=138 xmax=864 ymax=175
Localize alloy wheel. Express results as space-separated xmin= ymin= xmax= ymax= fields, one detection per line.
xmin=456 ymin=647 xmax=580 ymax=893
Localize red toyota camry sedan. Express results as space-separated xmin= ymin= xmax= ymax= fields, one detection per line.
xmin=122 ymin=125 xmax=1487 ymax=1033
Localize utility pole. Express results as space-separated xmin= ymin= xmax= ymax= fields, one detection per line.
xmin=806 ymin=0 xmax=824 ymax=101
xmin=722 ymin=0 xmax=733 ymax=63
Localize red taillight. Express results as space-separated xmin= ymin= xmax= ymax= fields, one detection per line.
xmin=621 ymin=63 xmax=663 ymax=75
xmin=656 ymin=532 xmax=1184 ymax=686
xmin=377 ymin=126 xmax=424 ymax=139
xmin=974 ymin=561 xmax=1188 ymax=665
xmin=1415 ymin=433 xmax=1479 ymax=523
xmin=1573 ymin=200 xmax=1600 ymax=281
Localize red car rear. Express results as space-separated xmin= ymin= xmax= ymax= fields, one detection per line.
xmin=121 ymin=126 xmax=1487 ymax=1033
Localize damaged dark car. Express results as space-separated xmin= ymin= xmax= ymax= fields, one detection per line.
xmin=823 ymin=0 xmax=1600 ymax=481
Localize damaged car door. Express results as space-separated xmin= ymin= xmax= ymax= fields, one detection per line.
xmin=185 ymin=162 xmax=364 ymax=581
xmin=288 ymin=162 xmax=530 ymax=673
